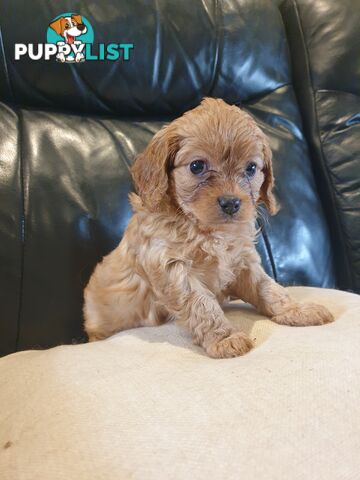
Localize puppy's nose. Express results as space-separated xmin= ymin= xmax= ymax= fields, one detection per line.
xmin=77 ymin=23 xmax=86 ymax=31
xmin=218 ymin=196 xmax=241 ymax=215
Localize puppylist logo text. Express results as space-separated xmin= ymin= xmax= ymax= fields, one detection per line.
xmin=14 ymin=12 xmax=134 ymax=63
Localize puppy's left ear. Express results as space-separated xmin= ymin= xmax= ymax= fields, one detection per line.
xmin=131 ymin=124 xmax=179 ymax=212
xmin=259 ymin=137 xmax=278 ymax=215
xmin=72 ymin=14 xmax=82 ymax=25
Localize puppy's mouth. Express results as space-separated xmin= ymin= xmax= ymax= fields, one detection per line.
xmin=214 ymin=214 xmax=242 ymax=226
xmin=65 ymin=32 xmax=75 ymax=44
xmin=195 ymin=209 xmax=243 ymax=227
xmin=175 ymin=190 xmax=253 ymax=228
xmin=220 ymin=213 xmax=239 ymax=222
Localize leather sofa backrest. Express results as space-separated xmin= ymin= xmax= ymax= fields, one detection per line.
xmin=0 ymin=0 xmax=291 ymax=116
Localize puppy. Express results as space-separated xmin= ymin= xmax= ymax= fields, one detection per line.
xmin=49 ymin=15 xmax=87 ymax=63
xmin=83 ymin=98 xmax=334 ymax=358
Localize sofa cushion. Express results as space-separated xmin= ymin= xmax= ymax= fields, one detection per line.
xmin=1 ymin=287 xmax=359 ymax=480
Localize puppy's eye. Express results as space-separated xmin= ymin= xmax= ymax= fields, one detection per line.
xmin=245 ymin=162 xmax=257 ymax=177
xmin=65 ymin=23 xmax=70 ymax=28
xmin=190 ymin=160 xmax=206 ymax=175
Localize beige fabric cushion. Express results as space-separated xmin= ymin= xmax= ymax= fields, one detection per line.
xmin=1 ymin=287 xmax=360 ymax=480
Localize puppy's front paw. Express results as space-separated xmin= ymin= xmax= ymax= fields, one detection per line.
xmin=206 ymin=331 xmax=254 ymax=358
xmin=272 ymin=303 xmax=334 ymax=327
xmin=56 ymin=53 xmax=66 ymax=63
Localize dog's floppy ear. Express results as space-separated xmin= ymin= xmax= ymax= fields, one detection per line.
xmin=259 ymin=136 xmax=278 ymax=215
xmin=72 ymin=14 xmax=82 ymax=25
xmin=131 ymin=124 xmax=179 ymax=212
xmin=49 ymin=18 xmax=64 ymax=35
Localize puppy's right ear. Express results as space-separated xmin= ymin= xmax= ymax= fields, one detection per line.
xmin=131 ymin=124 xmax=179 ymax=212
xmin=259 ymin=137 xmax=279 ymax=215
xmin=49 ymin=18 xmax=64 ymax=35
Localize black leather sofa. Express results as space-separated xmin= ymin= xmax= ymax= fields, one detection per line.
xmin=0 ymin=0 xmax=359 ymax=357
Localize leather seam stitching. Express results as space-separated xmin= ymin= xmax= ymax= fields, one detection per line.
xmin=15 ymin=108 xmax=26 ymax=351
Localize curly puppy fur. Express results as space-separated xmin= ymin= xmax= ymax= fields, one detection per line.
xmin=83 ymin=98 xmax=334 ymax=358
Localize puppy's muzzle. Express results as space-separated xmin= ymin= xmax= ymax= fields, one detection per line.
xmin=218 ymin=196 xmax=241 ymax=216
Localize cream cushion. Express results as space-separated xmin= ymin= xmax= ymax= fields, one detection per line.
xmin=1 ymin=287 xmax=360 ymax=480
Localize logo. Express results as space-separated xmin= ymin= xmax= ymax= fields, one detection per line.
xmin=47 ymin=13 xmax=93 ymax=63
xmin=14 ymin=12 xmax=134 ymax=63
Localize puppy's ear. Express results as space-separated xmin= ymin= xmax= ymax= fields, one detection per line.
xmin=131 ymin=125 xmax=179 ymax=211
xmin=259 ymin=137 xmax=278 ymax=215
xmin=49 ymin=18 xmax=64 ymax=35
xmin=72 ymin=14 xmax=82 ymax=25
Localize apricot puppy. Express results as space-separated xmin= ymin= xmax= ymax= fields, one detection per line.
xmin=83 ymin=98 xmax=334 ymax=358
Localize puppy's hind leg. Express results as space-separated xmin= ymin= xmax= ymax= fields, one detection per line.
xmin=83 ymin=290 xmax=131 ymax=342
xmin=83 ymin=281 xmax=168 ymax=342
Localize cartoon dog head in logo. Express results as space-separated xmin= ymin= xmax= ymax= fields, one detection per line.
xmin=49 ymin=14 xmax=88 ymax=63
xmin=49 ymin=15 xmax=87 ymax=44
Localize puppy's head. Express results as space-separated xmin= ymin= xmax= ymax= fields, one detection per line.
xmin=49 ymin=15 xmax=87 ymax=41
xmin=131 ymin=98 xmax=277 ymax=228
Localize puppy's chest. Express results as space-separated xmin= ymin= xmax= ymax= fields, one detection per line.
xmin=191 ymin=241 xmax=243 ymax=293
